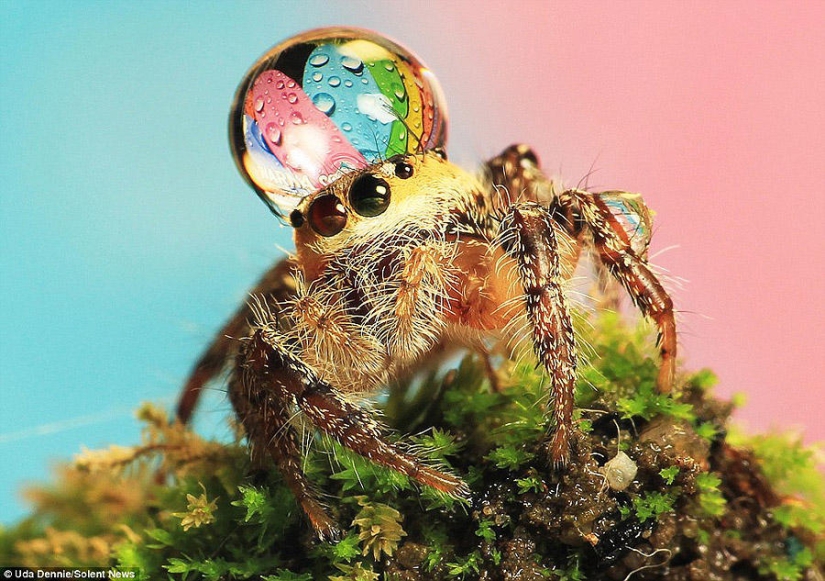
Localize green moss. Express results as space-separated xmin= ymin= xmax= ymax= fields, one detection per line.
xmin=1 ymin=312 xmax=823 ymax=580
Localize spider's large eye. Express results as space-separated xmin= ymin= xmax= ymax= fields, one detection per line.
xmin=349 ymin=174 xmax=391 ymax=217
xmin=308 ymin=195 xmax=347 ymax=236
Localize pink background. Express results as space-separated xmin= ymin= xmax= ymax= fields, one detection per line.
xmin=380 ymin=2 xmax=825 ymax=441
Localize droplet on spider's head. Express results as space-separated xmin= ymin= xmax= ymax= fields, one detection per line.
xmin=229 ymin=27 xmax=449 ymax=218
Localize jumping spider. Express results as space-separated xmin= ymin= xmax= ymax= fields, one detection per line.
xmin=176 ymin=28 xmax=677 ymax=540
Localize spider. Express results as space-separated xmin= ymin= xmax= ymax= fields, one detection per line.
xmin=176 ymin=28 xmax=677 ymax=540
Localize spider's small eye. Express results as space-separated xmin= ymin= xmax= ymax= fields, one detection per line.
xmin=349 ymin=174 xmax=391 ymax=217
xmin=308 ymin=195 xmax=347 ymax=236
xmin=289 ymin=209 xmax=304 ymax=228
xmin=394 ymin=160 xmax=414 ymax=180
xmin=432 ymin=148 xmax=447 ymax=160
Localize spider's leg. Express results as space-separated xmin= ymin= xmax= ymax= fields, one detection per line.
xmin=237 ymin=328 xmax=469 ymax=536
xmin=559 ymin=189 xmax=677 ymax=392
xmin=228 ymin=355 xmax=339 ymax=541
xmin=176 ymin=257 xmax=297 ymax=424
xmin=499 ymin=203 xmax=578 ymax=465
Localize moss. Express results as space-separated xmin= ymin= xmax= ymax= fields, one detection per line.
xmin=1 ymin=312 xmax=823 ymax=580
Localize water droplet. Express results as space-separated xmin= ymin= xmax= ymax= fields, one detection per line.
xmin=399 ymin=129 xmax=406 ymax=139
xmin=265 ymin=123 xmax=282 ymax=146
xmin=393 ymin=84 xmax=406 ymax=101
xmin=266 ymin=76 xmax=273 ymax=84
xmin=412 ymin=104 xmax=420 ymax=113
xmin=276 ymin=79 xmax=285 ymax=90
xmin=287 ymin=80 xmax=296 ymax=88
xmin=309 ymin=53 xmax=329 ymax=67
xmin=341 ymin=56 xmax=364 ymax=74
xmin=291 ymin=111 xmax=304 ymax=125
xmin=287 ymin=93 xmax=298 ymax=104
xmin=344 ymin=80 xmax=353 ymax=87
xmin=328 ymin=76 xmax=341 ymax=87
xmin=254 ymin=97 xmax=265 ymax=112
xmin=384 ymin=62 xmax=395 ymax=72
xmin=341 ymin=122 xmax=352 ymax=132
xmin=312 ymin=71 xmax=323 ymax=82
xmin=312 ymin=92 xmax=336 ymax=115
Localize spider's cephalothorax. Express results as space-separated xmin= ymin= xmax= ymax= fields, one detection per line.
xmin=176 ymin=28 xmax=677 ymax=540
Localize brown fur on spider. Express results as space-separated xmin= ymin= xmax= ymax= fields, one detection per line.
xmin=176 ymin=144 xmax=677 ymax=541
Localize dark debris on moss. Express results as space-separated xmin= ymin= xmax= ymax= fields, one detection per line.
xmin=1 ymin=312 xmax=823 ymax=581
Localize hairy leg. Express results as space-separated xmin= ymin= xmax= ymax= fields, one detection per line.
xmin=484 ymin=144 xmax=676 ymax=393
xmin=499 ymin=203 xmax=578 ymax=464
xmin=559 ymin=189 xmax=677 ymax=392
xmin=176 ymin=258 xmax=297 ymax=424
xmin=234 ymin=328 xmax=469 ymax=537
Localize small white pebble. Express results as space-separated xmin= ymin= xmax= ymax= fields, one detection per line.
xmin=601 ymin=451 xmax=638 ymax=491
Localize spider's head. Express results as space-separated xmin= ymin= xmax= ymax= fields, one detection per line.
xmin=288 ymin=150 xmax=485 ymax=276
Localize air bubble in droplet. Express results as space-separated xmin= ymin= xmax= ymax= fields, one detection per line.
xmin=341 ymin=56 xmax=364 ymax=74
xmin=312 ymin=93 xmax=336 ymax=115
xmin=328 ymin=76 xmax=341 ymax=87
xmin=309 ymin=53 xmax=329 ymax=67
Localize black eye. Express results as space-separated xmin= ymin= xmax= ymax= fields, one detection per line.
xmin=349 ymin=174 xmax=391 ymax=217
xmin=308 ymin=195 xmax=347 ymax=236
xmin=394 ymin=160 xmax=414 ymax=179
xmin=432 ymin=147 xmax=447 ymax=160
xmin=289 ymin=209 xmax=304 ymax=228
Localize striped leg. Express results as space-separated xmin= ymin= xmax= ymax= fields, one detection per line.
xmin=176 ymin=258 xmax=297 ymax=425
xmin=234 ymin=329 xmax=469 ymax=538
xmin=499 ymin=203 xmax=578 ymax=464
xmin=559 ymin=189 xmax=677 ymax=392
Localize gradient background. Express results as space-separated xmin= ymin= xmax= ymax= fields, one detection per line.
xmin=1 ymin=1 xmax=823 ymax=522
